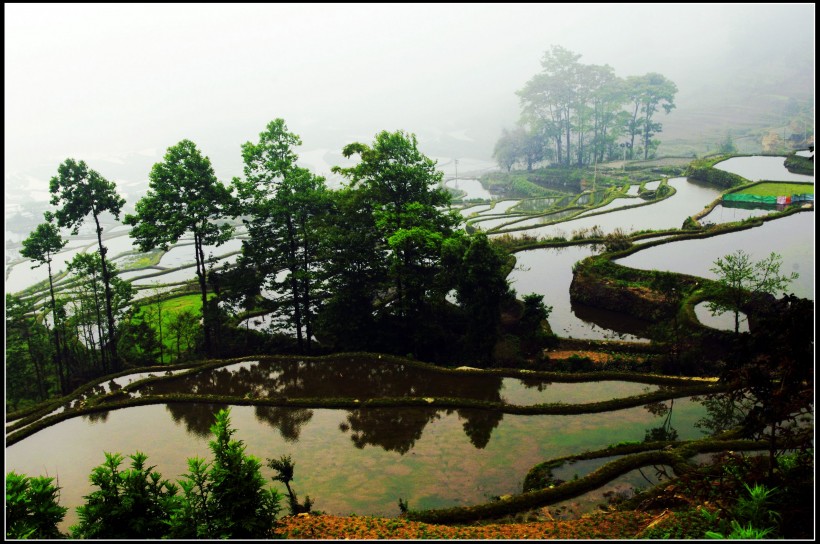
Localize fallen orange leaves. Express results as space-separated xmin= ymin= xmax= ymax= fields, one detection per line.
xmin=273 ymin=511 xmax=654 ymax=539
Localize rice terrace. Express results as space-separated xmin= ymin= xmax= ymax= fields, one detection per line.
xmin=5 ymin=4 xmax=815 ymax=540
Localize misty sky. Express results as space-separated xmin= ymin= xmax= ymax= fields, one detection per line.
xmin=4 ymin=3 xmax=815 ymax=203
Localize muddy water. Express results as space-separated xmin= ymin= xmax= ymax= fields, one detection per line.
xmin=6 ymin=397 xmax=706 ymax=532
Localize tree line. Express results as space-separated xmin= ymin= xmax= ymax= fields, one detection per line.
xmin=493 ymin=45 xmax=678 ymax=171
xmin=7 ymin=121 xmax=528 ymax=410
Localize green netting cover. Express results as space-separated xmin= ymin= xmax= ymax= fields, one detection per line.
xmin=723 ymin=193 xmax=777 ymax=203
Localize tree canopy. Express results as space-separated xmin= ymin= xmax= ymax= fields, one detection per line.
xmin=124 ymin=139 xmax=235 ymax=355
xmin=49 ymin=159 xmax=126 ymax=370
xmin=507 ymin=45 xmax=677 ymax=169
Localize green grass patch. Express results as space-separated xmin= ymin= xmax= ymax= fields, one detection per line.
xmin=116 ymin=249 xmax=165 ymax=270
xmin=732 ymin=182 xmax=813 ymax=197
xmin=132 ymin=293 xmax=215 ymax=362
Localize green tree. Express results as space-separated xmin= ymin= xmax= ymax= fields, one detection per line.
xmin=233 ymin=119 xmax=330 ymax=352
xmin=168 ymin=408 xmax=282 ymax=539
xmin=706 ymin=250 xmax=799 ymax=334
xmin=65 ymin=252 xmax=134 ymax=374
xmin=5 ymin=294 xmax=54 ymax=408
xmin=587 ymin=66 xmax=626 ymax=164
xmin=71 ymin=452 xmax=180 ymax=539
xmin=720 ymin=294 xmax=813 ymax=479
xmin=519 ymin=293 xmax=554 ymax=355
xmin=625 ymin=73 xmax=678 ymax=159
xmin=517 ymin=45 xmax=581 ymax=166
xmin=452 ymin=233 xmax=513 ymax=363
xmin=332 ymin=130 xmax=461 ymax=353
xmin=268 ymin=455 xmax=313 ymax=515
xmin=139 ymin=285 xmax=167 ymax=364
xmin=49 ymin=159 xmax=125 ymax=369
xmin=492 ymin=127 xmax=520 ymax=172
xmin=20 ymin=218 xmax=68 ymax=393
xmin=719 ymin=131 xmax=738 ymax=154
xmin=117 ymin=318 xmax=162 ymax=367
xmin=516 ymin=46 xmax=630 ymax=167
xmin=315 ymin=187 xmax=386 ymax=351
xmin=167 ymin=309 xmax=200 ymax=361
xmin=125 ymin=140 xmax=235 ymax=356
xmin=492 ymin=126 xmax=546 ymax=172
xmin=5 ymin=471 xmax=67 ymax=539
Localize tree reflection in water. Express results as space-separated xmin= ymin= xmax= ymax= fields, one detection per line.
xmin=643 ymin=396 xmax=678 ymax=442
xmin=133 ymin=356 xmax=508 ymax=449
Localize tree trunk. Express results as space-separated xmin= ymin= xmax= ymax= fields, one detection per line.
xmin=45 ymin=258 xmax=67 ymax=394
xmin=93 ymin=211 xmax=119 ymax=370
xmin=90 ymin=271 xmax=109 ymax=372
xmin=285 ymin=214 xmax=304 ymax=352
xmin=194 ymin=231 xmax=212 ymax=355
xmin=300 ymin=216 xmax=313 ymax=353
xmin=156 ymin=300 xmax=164 ymax=364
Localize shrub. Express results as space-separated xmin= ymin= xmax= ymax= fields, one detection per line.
xmin=602 ymin=228 xmax=632 ymax=253
xmin=268 ymin=455 xmax=313 ymax=515
xmin=5 ymin=471 xmax=67 ymax=539
xmin=167 ymin=408 xmax=283 ymax=539
xmin=70 ymin=452 xmax=179 ymax=539
xmin=705 ymin=519 xmax=774 ymax=539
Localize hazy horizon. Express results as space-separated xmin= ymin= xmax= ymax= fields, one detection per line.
xmin=5 ymin=3 xmax=815 ymax=210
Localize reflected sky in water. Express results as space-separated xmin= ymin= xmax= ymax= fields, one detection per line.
xmin=616 ymin=212 xmax=813 ymax=300
xmin=6 ymin=396 xmax=707 ymax=533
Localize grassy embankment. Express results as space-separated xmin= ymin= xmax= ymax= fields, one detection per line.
xmin=131 ymin=293 xmax=214 ymax=363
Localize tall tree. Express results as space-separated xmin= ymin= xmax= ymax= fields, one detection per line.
xmin=233 ymin=119 xmax=330 ymax=353
xmin=125 ymin=140 xmax=235 ymax=356
xmin=453 ymin=233 xmax=512 ymax=363
xmin=315 ymin=187 xmax=386 ymax=351
xmin=20 ymin=218 xmax=68 ymax=393
xmin=332 ymin=130 xmax=460 ymax=351
xmin=586 ymin=65 xmax=625 ymax=164
xmin=626 ymin=73 xmax=678 ymax=160
xmin=49 ymin=159 xmax=125 ymax=370
xmin=518 ymin=46 xmax=582 ymax=166
xmin=492 ymin=128 xmax=520 ymax=172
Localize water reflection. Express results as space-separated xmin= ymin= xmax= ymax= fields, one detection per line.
xmin=445 ymin=179 xmax=493 ymax=201
xmin=134 ymin=357 xmax=507 ymax=444
xmin=497 ymin=178 xmax=722 ymax=239
xmin=122 ymin=357 xmax=668 ymax=447
xmin=616 ymin=212 xmax=814 ymax=300
xmin=135 ymin=357 xmax=505 ymax=402
xmin=702 ymin=202 xmax=779 ymax=223
xmin=714 ymin=156 xmax=814 ymax=182
xmin=509 ymin=246 xmax=650 ymax=341
xmin=6 ymin=398 xmax=709 ymax=533
xmin=570 ymin=302 xmax=654 ymax=341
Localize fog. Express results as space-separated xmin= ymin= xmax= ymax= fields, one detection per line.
xmin=4 ymin=3 xmax=815 ymax=212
